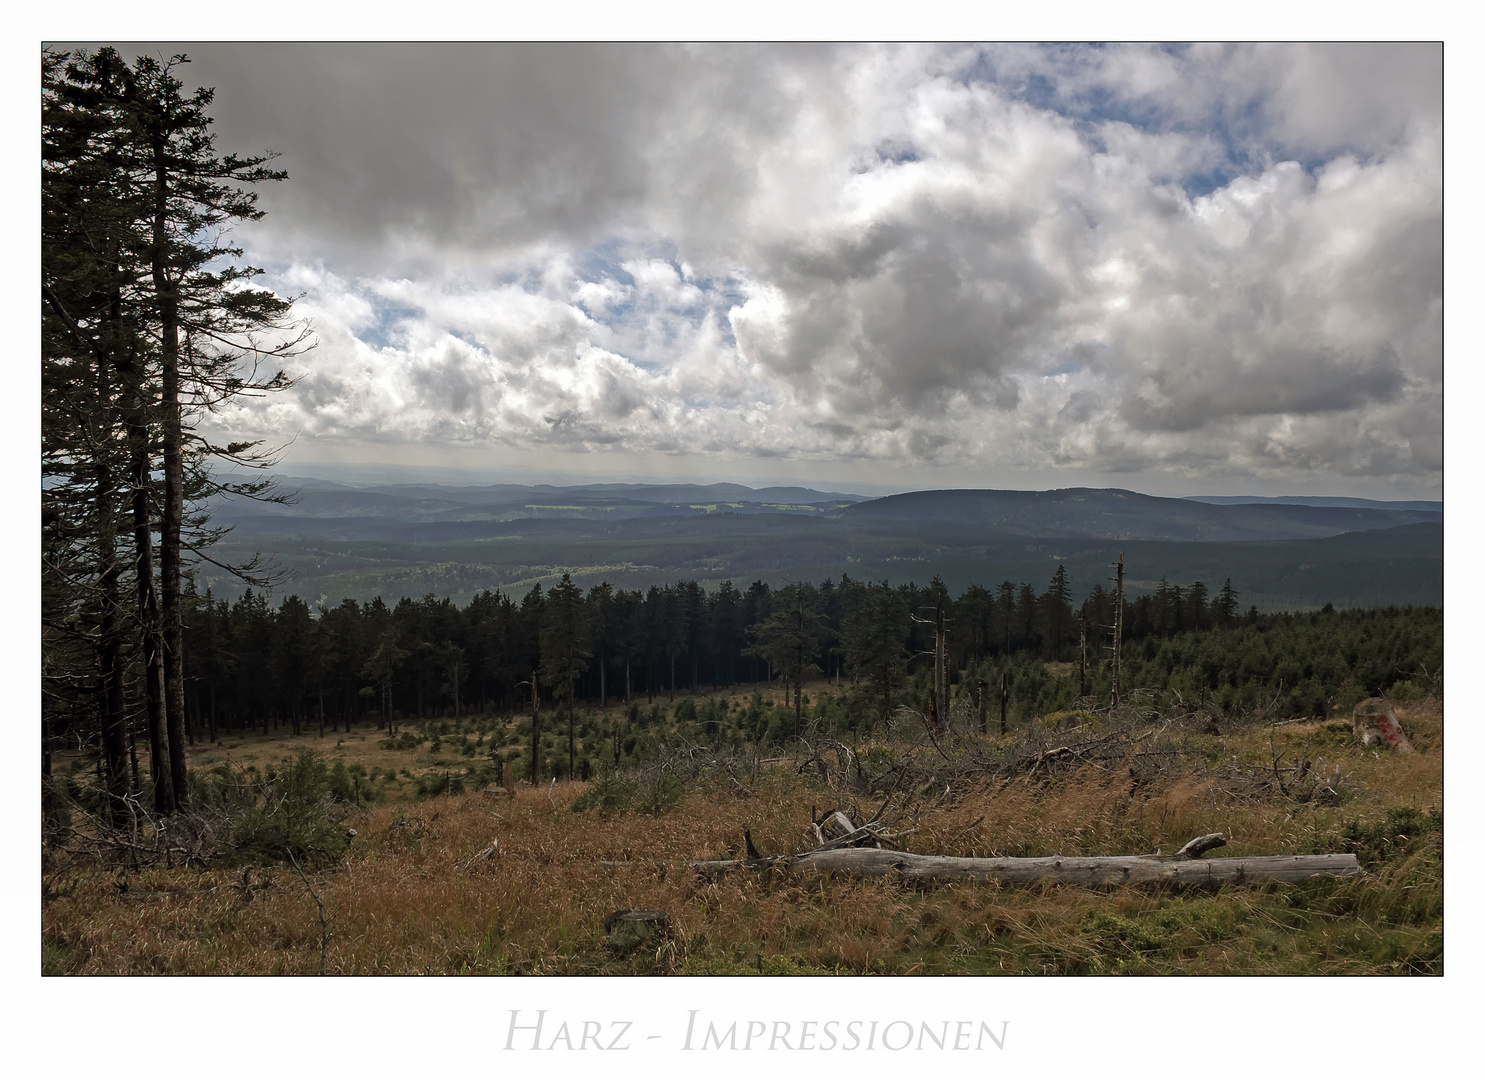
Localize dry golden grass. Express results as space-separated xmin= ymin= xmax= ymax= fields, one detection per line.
xmin=42 ymin=700 xmax=1443 ymax=976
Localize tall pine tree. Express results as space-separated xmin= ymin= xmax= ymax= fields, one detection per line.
xmin=43 ymin=48 xmax=309 ymax=811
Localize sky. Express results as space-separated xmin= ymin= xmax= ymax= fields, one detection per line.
xmin=124 ymin=42 xmax=1441 ymax=498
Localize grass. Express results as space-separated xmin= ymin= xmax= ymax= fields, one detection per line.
xmin=41 ymin=689 xmax=1443 ymax=976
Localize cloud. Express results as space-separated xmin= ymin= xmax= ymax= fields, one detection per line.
xmin=150 ymin=43 xmax=1440 ymax=494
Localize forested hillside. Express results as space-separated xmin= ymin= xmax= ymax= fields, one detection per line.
xmin=842 ymin=487 xmax=1439 ymax=538
xmin=198 ymin=515 xmax=1443 ymax=613
xmin=124 ymin=570 xmax=1441 ymax=783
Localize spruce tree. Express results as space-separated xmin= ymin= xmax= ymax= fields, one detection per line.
xmin=43 ymin=47 xmax=308 ymax=812
xmin=539 ymin=575 xmax=591 ymax=778
xmin=1043 ymin=565 xmax=1072 ymax=661
xmin=1214 ymin=579 xmax=1240 ymax=628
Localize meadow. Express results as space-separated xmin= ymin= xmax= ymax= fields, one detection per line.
xmin=41 ymin=680 xmax=1443 ymax=976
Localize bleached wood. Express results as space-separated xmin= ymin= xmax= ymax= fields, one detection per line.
xmin=687 ymin=846 xmax=1359 ymax=886
xmin=1174 ymin=832 xmax=1227 ymax=859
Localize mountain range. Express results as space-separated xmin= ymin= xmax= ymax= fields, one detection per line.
xmin=189 ymin=474 xmax=1444 ymax=613
xmin=841 ymin=487 xmax=1440 ymax=541
xmin=210 ymin=477 xmax=1439 ymax=545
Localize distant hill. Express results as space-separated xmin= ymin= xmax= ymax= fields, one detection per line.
xmin=200 ymin=514 xmax=1442 ymax=614
xmin=1185 ymin=495 xmax=1442 ymax=513
xmin=841 ymin=487 xmax=1440 ymax=541
xmin=232 ymin=477 xmax=1439 ymax=543
xmin=198 ymin=476 xmax=1442 ymax=612
xmin=211 ymin=476 xmax=868 ymax=533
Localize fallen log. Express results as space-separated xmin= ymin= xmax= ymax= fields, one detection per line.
xmin=687 ymin=841 xmax=1358 ymax=887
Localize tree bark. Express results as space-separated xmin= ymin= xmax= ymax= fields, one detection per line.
xmin=152 ymin=138 xmax=189 ymax=811
xmin=136 ymin=521 xmax=170 ymax=814
xmin=999 ymin=672 xmax=1008 ymax=737
xmin=529 ymin=671 xmax=541 ymax=784
xmin=1079 ymin=615 xmax=1088 ymax=698
xmin=935 ymin=597 xmax=946 ymax=720
xmin=88 ymin=394 xmax=130 ymax=825
xmin=1111 ymin=553 xmax=1124 ymax=707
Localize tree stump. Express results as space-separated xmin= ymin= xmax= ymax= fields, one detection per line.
xmin=820 ymin=810 xmax=857 ymax=841
xmin=604 ymin=909 xmax=669 ymax=955
xmin=1353 ymin=698 xmax=1413 ymax=753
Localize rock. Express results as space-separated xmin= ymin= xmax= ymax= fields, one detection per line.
xmin=604 ymin=909 xmax=669 ymax=954
xmin=1352 ymin=698 xmax=1413 ymax=753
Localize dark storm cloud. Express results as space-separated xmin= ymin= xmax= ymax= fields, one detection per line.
xmin=159 ymin=43 xmax=839 ymax=272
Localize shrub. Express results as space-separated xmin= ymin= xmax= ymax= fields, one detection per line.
xmin=414 ymin=770 xmax=466 ymax=799
xmin=1337 ymin=805 xmax=1443 ymax=870
xmin=224 ymin=750 xmax=351 ymax=868
xmin=637 ymin=772 xmax=685 ymax=815
xmin=380 ymin=732 xmax=423 ymax=751
xmin=571 ymin=769 xmax=639 ymax=813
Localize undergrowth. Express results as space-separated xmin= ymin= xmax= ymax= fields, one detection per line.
xmin=41 ymin=699 xmax=1443 ymax=975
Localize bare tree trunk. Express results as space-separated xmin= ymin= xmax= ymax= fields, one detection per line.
xmin=529 ymin=672 xmax=541 ymax=784
xmin=118 ymin=354 xmax=171 ymax=815
xmin=152 ymin=148 xmax=189 ymax=811
xmin=999 ymin=672 xmax=1008 ymax=737
xmin=127 ymin=710 xmax=140 ymax=796
xmin=1079 ymin=615 xmax=1088 ymax=699
xmin=797 ymin=594 xmax=806 ymax=740
xmin=138 ymin=546 xmax=171 ymax=813
xmin=935 ymin=597 xmax=946 ymax=722
xmin=94 ymin=453 xmax=129 ymax=827
xmin=1111 ymin=553 xmax=1124 ymax=707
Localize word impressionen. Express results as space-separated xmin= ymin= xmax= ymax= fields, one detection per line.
xmin=681 ymin=1013 xmax=1010 ymax=1051
xmin=499 ymin=1011 xmax=1009 ymax=1051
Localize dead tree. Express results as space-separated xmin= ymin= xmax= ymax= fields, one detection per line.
xmin=911 ymin=595 xmax=951 ymax=737
xmin=686 ymin=832 xmax=1359 ymax=888
xmin=1110 ymin=553 xmax=1125 ymax=706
